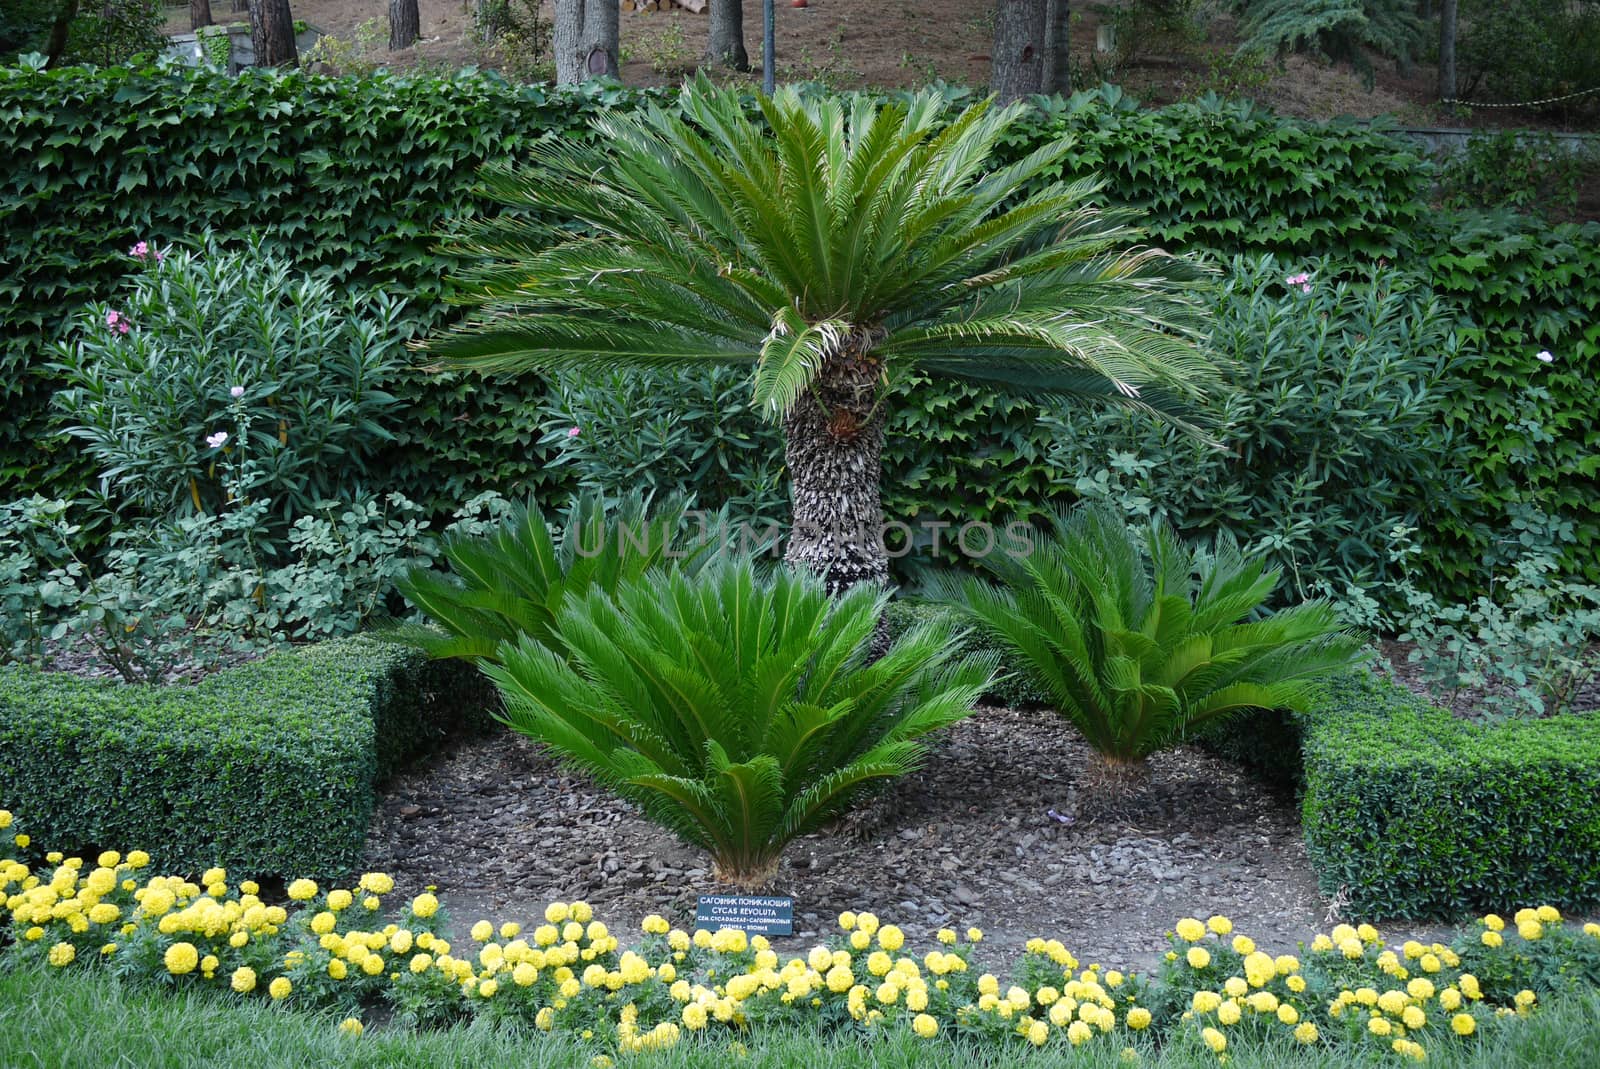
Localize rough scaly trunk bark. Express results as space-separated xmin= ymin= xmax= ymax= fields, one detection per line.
xmin=990 ymin=0 xmax=1046 ymax=103
xmin=190 ymin=0 xmax=213 ymax=30
xmin=248 ymin=0 xmax=298 ymax=67
xmin=389 ymin=0 xmax=419 ymax=50
xmin=706 ymin=0 xmax=749 ymax=70
xmin=781 ymin=340 xmax=889 ymax=598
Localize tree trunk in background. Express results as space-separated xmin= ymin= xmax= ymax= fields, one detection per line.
xmin=232 ymin=0 xmax=247 ymax=13
xmin=190 ymin=0 xmax=213 ymax=30
xmin=248 ymin=0 xmax=298 ymax=66
xmin=781 ymin=347 xmax=889 ymax=598
xmin=1437 ymin=0 xmax=1457 ymax=101
xmin=44 ymin=0 xmax=80 ymax=66
xmin=554 ymin=0 xmax=618 ymax=83
xmin=991 ymin=0 xmax=1046 ymax=103
xmin=389 ymin=0 xmax=418 ymax=49
xmin=706 ymin=0 xmax=749 ymax=70
xmin=1040 ymin=0 xmax=1070 ymax=94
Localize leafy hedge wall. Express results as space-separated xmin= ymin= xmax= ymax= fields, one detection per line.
xmin=0 ymin=66 xmax=1429 ymax=516
xmin=1423 ymin=210 xmax=1600 ymax=591
xmin=1299 ymin=672 xmax=1600 ymax=919
xmin=0 ymin=637 xmax=490 ymax=879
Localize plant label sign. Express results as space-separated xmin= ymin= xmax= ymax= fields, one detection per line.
xmin=694 ymin=894 xmax=794 ymax=936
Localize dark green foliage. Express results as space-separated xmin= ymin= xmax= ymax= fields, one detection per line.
xmin=931 ymin=506 xmax=1365 ymax=765
xmin=1300 ymin=671 xmax=1600 ymax=918
xmin=1234 ymin=0 xmax=1425 ymax=85
xmin=60 ymin=0 xmax=166 ymax=67
xmin=0 ymin=637 xmax=490 ymax=879
xmin=486 ymin=561 xmax=994 ymax=884
xmin=0 ymin=63 xmax=668 ymax=508
xmin=1421 ymin=210 xmax=1600 ymax=596
xmin=1437 ymin=131 xmax=1598 ymax=220
xmin=881 ymin=599 xmax=1052 ymax=708
xmin=1044 ymin=254 xmax=1474 ymax=614
xmin=1458 ymin=0 xmax=1600 ymax=116
xmin=395 ymin=492 xmax=719 ymax=664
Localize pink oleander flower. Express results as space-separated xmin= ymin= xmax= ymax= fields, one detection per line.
xmin=1285 ymin=272 xmax=1311 ymax=287
xmin=1301 ymin=283 xmax=1312 ymax=294
xmin=230 ymin=385 xmax=246 ymax=398
xmin=105 ymin=310 xmax=120 ymax=327
xmin=567 ymin=426 xmax=581 ymax=438
xmin=205 ymin=430 xmax=229 ymax=449
xmin=118 ymin=322 xmax=129 ymax=334
xmin=130 ymin=241 xmax=149 ymax=258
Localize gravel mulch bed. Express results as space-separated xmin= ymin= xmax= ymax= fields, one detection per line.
xmin=363 ymin=705 xmax=1334 ymax=971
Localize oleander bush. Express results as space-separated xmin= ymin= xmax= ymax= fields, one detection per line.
xmin=3 ymin=819 xmax=1600 ymax=1062
xmin=485 ymin=560 xmax=995 ymax=887
xmin=0 ymin=637 xmax=489 ymax=878
xmin=931 ymin=507 xmax=1364 ymax=772
xmin=1299 ymin=671 xmax=1600 ymax=919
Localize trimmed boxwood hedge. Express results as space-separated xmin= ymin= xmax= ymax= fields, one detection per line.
xmin=0 ymin=637 xmax=491 ymax=880
xmin=1292 ymin=672 xmax=1600 ymax=920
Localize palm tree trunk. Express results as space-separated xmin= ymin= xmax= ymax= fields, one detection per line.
xmin=781 ymin=351 xmax=888 ymax=598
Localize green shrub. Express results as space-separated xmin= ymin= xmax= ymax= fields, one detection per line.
xmin=1043 ymin=254 xmax=1473 ymax=616
xmin=395 ymin=492 xmax=720 ymax=666
xmin=50 ymin=235 xmax=406 ymax=535
xmin=485 ymin=560 xmax=994 ymax=887
xmin=1235 ymin=0 xmax=1424 ymax=85
xmin=536 ymin=366 xmax=787 ymax=525
xmin=0 ymin=636 xmax=490 ymax=879
xmin=1437 ymin=131 xmax=1598 ymax=219
xmin=930 ymin=506 xmax=1365 ymax=772
xmin=1301 ymin=671 xmax=1600 ymax=918
xmin=1458 ymin=0 xmax=1600 ymax=117
xmin=1422 ymin=210 xmax=1600 ymax=596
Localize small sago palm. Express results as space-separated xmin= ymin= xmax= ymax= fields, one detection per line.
xmin=395 ymin=491 xmax=717 ymax=664
xmin=933 ymin=507 xmax=1364 ymax=783
xmin=484 ymin=559 xmax=996 ymax=888
xmin=427 ymin=77 xmax=1223 ymax=593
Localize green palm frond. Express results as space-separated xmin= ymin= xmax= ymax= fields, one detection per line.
xmin=390 ymin=491 xmax=719 ymax=666
xmin=482 ymin=559 xmax=996 ymax=887
xmin=427 ymin=75 xmax=1225 ymax=426
xmin=930 ymin=505 xmax=1366 ymax=766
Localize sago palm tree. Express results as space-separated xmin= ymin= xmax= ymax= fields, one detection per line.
xmin=426 ymin=77 xmax=1224 ymax=593
xmin=485 ymin=559 xmax=996 ymax=887
xmin=933 ymin=506 xmax=1365 ymax=783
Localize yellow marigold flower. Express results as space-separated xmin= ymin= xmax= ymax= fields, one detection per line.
xmin=1067 ymin=1020 xmax=1092 ymax=1046
xmin=1357 ymin=924 xmax=1380 ymax=943
xmin=1026 ymin=1020 xmax=1048 ymax=1046
xmin=1438 ymin=988 xmax=1462 ymax=1011
xmin=1175 ymin=918 xmax=1207 ymax=942
xmin=1420 ymin=953 xmax=1441 ymax=974
xmin=286 ymin=879 xmax=318 ymax=902
xmin=0 ymin=810 xmax=11 ymax=829
xmin=967 ymin=927 xmax=983 ymax=943
xmin=464 ymin=920 xmax=491 ymax=942
xmin=1514 ymin=990 xmax=1536 ymax=1009
xmin=1216 ymin=1000 xmax=1241 ymax=1026
xmin=478 ymin=979 xmax=499 ymax=998
xmin=1393 ymin=1039 xmax=1426 ymax=1062
xmin=1277 ymin=1003 xmax=1299 ymax=1025
xmin=1294 ymin=1022 xmax=1319 ymax=1044
xmin=14 ymin=835 xmax=29 ymax=848
xmin=88 ymin=903 xmax=119 ymax=925
xmin=1223 ymin=977 xmax=1248 ymax=998
xmin=878 ymin=925 xmax=905 ymax=952
xmin=1378 ymin=990 xmax=1408 ymax=1015
xmin=1247 ymin=991 xmax=1278 ymax=1014
xmin=852 ymin=912 xmax=878 ymax=937
xmin=164 ymin=942 xmax=199 ymax=975
xmin=1232 ymin=935 xmax=1255 ymax=955
xmin=328 ymin=959 xmax=348 ymax=980
xmin=338 ymin=1018 xmax=363 ymax=1037
xmin=1536 ymin=905 xmax=1561 ymax=923
xmin=825 ymin=964 xmax=854 ymax=993
xmin=569 ymin=902 xmax=593 ymax=924
xmin=937 ymin=928 xmax=956 ymax=945
xmin=1584 ymin=923 xmax=1600 ymax=938
xmin=1339 ymin=938 xmax=1364 ymax=959
xmin=1126 ymin=1007 xmax=1152 ymax=1030
xmin=1186 ymin=947 xmax=1211 ymax=970
xmin=904 ymin=1012 xmax=936 ymax=1038
xmin=1402 ymin=1006 xmax=1426 ymax=1030
xmin=47 ymin=942 xmax=75 ymax=967
xmin=1206 ymin=915 xmax=1233 ymax=936
xmin=310 ymin=911 xmax=337 ymax=935
xmin=1368 ymin=1017 xmax=1392 ymax=1037
xmin=1192 ymin=991 xmax=1222 ymax=1014
xmin=362 ymin=896 xmax=380 ymax=911
xmin=1452 ymin=1013 xmax=1476 ymax=1036
xmin=837 ymin=910 xmax=857 ymax=931
xmin=1202 ymin=1027 xmax=1227 ymax=1053
xmin=231 ymin=966 xmax=256 ymax=993
xmin=409 ymin=893 xmax=439 ymax=919
xmin=269 ymin=977 xmax=291 ymax=1000
xmin=1408 ymin=978 xmax=1435 ymax=1001
xmin=1481 ymin=931 xmax=1503 ymax=948
xmin=1286 ymin=975 xmax=1306 ymax=994
xmin=1518 ymin=920 xmax=1543 ymax=941
xmin=1483 ymin=913 xmax=1505 ymax=931
xmin=23 ymin=926 xmax=43 ymax=942
xmin=1330 ymin=924 xmax=1357 ymax=944
xmin=1459 ymin=975 xmax=1481 ymax=1000
xmin=535 ymin=1007 xmax=555 ymax=1031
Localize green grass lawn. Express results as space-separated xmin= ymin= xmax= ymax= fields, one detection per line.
xmin=5 ymin=965 xmax=1600 ymax=1069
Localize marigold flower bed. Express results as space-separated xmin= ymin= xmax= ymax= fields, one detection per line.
xmin=5 ymin=809 xmax=1600 ymax=1064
